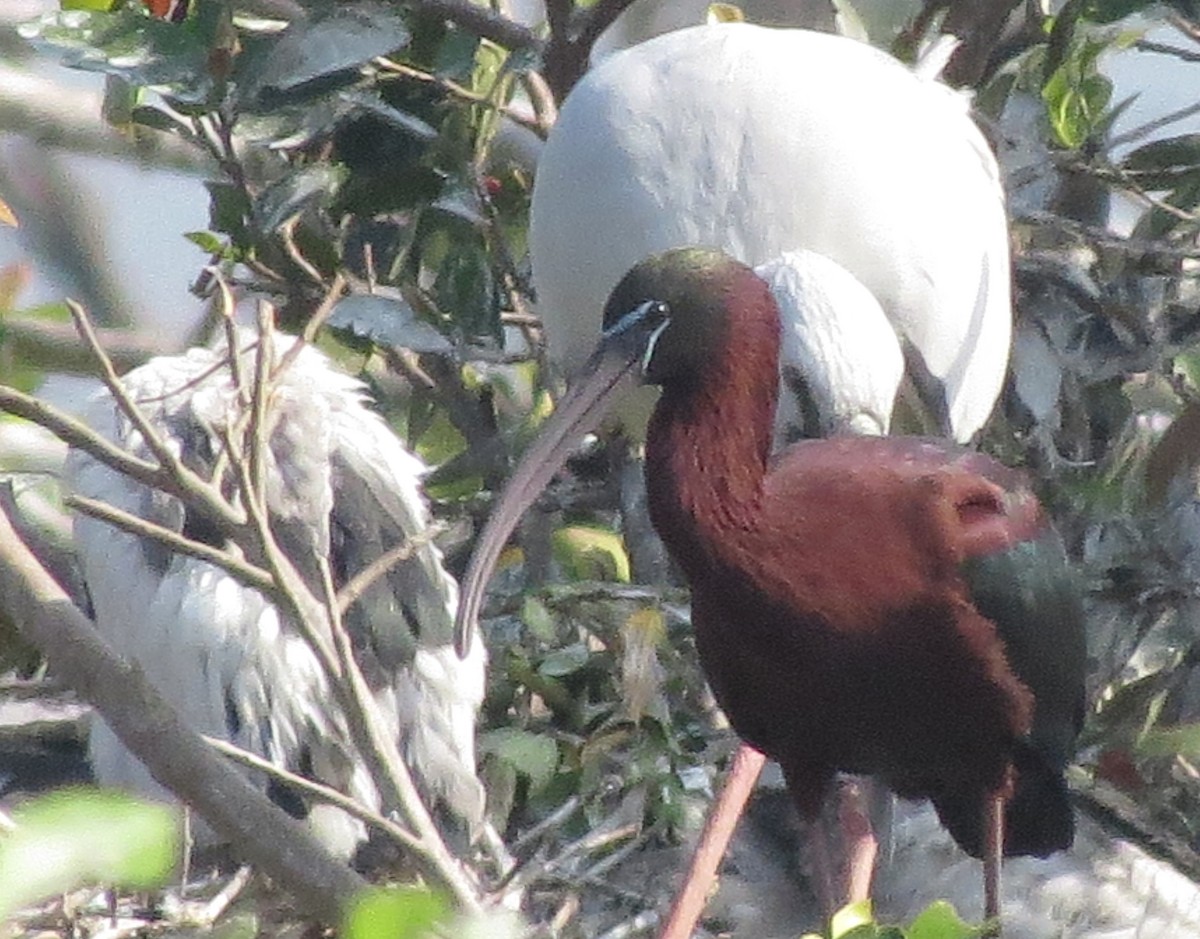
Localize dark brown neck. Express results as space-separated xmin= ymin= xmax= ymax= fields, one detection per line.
xmin=644 ymin=297 xmax=779 ymax=579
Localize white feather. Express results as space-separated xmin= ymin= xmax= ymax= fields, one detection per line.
xmin=756 ymin=250 xmax=904 ymax=441
xmin=65 ymin=330 xmax=484 ymax=852
xmin=531 ymin=22 xmax=1010 ymax=442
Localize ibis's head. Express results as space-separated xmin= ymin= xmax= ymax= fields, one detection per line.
xmin=455 ymin=248 xmax=772 ymax=653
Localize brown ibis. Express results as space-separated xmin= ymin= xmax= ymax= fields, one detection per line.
xmin=456 ymin=248 xmax=1086 ymax=930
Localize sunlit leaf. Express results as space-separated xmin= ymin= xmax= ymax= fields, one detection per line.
xmin=906 ymin=900 xmax=981 ymax=939
xmin=252 ymin=163 xmax=346 ymax=232
xmin=0 ymin=788 xmax=179 ymax=920
xmin=521 ymin=595 xmax=557 ymax=644
xmin=831 ymin=900 xmax=875 ymax=938
xmin=328 ymin=293 xmax=454 ymax=354
xmin=478 ymin=727 xmax=559 ymax=792
xmin=706 ymin=3 xmax=745 ymax=24
xmin=238 ymin=4 xmax=410 ymax=104
xmin=0 ymin=197 xmax=15 ymax=229
xmin=345 ymin=885 xmax=449 ymax=939
xmin=552 ymin=524 xmax=631 ymax=583
xmin=61 ymin=0 xmax=120 ymax=10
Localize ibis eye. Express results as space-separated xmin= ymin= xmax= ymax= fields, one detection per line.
xmin=641 ymin=302 xmax=672 ymax=373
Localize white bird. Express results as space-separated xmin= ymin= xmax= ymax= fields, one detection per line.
xmin=66 ymin=329 xmax=486 ymax=857
xmin=530 ymin=22 xmax=1011 ymax=443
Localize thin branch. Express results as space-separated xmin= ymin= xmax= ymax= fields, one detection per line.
xmin=0 ymin=385 xmax=160 ymax=489
xmin=374 ymin=60 xmax=547 ymax=137
xmin=202 ymin=736 xmax=426 ymax=855
xmin=277 ymin=271 xmax=346 ymax=378
xmin=0 ymin=502 xmax=367 ymax=923
xmin=64 ymin=300 xmax=246 ymax=537
xmin=66 ymin=494 xmax=275 ymax=595
xmin=314 ymin=552 xmax=485 ymax=909
xmin=336 ymin=522 xmax=446 ymax=615
xmin=406 ymin=0 xmax=541 ymax=52
xmin=1133 ymin=38 xmax=1200 ymax=63
xmin=248 ymin=304 xmax=274 ymax=514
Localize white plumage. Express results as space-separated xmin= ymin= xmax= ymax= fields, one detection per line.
xmin=531 ymin=22 xmax=1011 ymax=442
xmin=66 ymin=330 xmax=485 ymax=856
xmin=757 ymin=250 xmax=904 ymax=441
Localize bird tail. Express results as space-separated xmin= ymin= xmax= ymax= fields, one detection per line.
xmin=931 ymin=743 xmax=1074 ymax=859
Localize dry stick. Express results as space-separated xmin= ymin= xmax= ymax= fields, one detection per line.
xmin=312 ymin=552 xmax=483 ymax=911
xmin=336 ymin=523 xmax=446 ymax=616
xmin=66 ymin=495 xmax=275 ymax=595
xmin=53 ymin=303 xmax=482 ymax=907
xmin=226 ymin=315 xmax=482 ymax=910
xmin=203 ymin=737 xmax=426 ymax=856
xmin=0 ymin=385 xmax=161 ymax=491
xmin=0 ymin=505 xmax=365 ymax=924
xmin=63 ymin=300 xmax=246 ymax=537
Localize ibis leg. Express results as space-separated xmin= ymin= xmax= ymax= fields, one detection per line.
xmin=837 ymin=778 xmax=878 ymax=905
xmin=809 ymin=778 xmax=878 ymax=917
xmin=982 ymin=793 xmax=1004 ymax=925
xmin=658 ymin=744 xmax=766 ymax=939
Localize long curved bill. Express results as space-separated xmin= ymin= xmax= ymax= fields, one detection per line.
xmin=454 ymin=303 xmax=666 ymax=656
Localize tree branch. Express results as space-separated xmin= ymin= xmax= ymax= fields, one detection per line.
xmin=0 ymin=502 xmax=366 ymax=924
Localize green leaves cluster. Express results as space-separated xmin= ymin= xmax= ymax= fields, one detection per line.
xmin=21 ymin=0 xmax=531 ymax=346
xmin=0 ymin=789 xmax=179 ymax=921
xmin=802 ymin=901 xmax=983 ymax=939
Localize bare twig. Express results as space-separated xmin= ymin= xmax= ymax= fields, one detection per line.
xmin=375 ymin=60 xmax=547 ymax=137
xmin=0 ymin=503 xmax=367 ymax=923
xmin=300 ymin=271 xmax=348 ymax=347
xmin=202 ymin=736 xmax=426 ymax=855
xmin=66 ymin=494 xmax=275 ymax=595
xmin=408 ymin=0 xmax=540 ymax=51
xmin=0 ymin=385 xmax=162 ymax=491
xmin=336 ymin=522 xmax=446 ymax=615
xmin=65 ymin=300 xmax=245 ymax=534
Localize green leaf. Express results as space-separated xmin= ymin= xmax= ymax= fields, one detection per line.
xmin=521 ymin=595 xmax=557 ymax=644
xmin=0 ymin=788 xmax=179 ymax=920
xmin=906 ymin=900 xmax=981 ymax=939
xmin=1081 ymin=0 xmax=1156 ymax=23
xmin=538 ymin=642 xmax=591 ymax=678
xmin=61 ymin=0 xmax=121 ymax=10
xmin=19 ymin=9 xmax=214 ymax=106
xmin=1138 ymin=722 xmax=1200 ymax=757
xmin=344 ymin=885 xmax=450 ymax=939
xmin=551 ymin=524 xmax=631 ymax=582
xmin=252 ymin=163 xmax=346 ymax=233
xmin=478 ymin=727 xmax=559 ymax=791
xmin=1122 ymin=134 xmax=1200 ymax=189
xmin=184 ymin=229 xmax=228 ymax=255
xmin=831 ymin=900 xmax=875 ymax=938
xmin=238 ymin=5 xmax=411 ymax=105
xmin=328 ymin=293 xmax=454 ymax=354
xmin=1043 ymin=63 xmax=1112 ymax=148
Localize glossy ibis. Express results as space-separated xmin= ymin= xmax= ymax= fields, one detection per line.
xmin=531 ymin=22 xmax=1010 ymax=442
xmin=67 ymin=329 xmax=485 ymax=855
xmin=457 ymin=249 xmax=1085 ymax=928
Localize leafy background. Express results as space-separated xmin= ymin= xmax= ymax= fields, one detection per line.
xmin=5 ymin=0 xmax=1200 ymax=937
